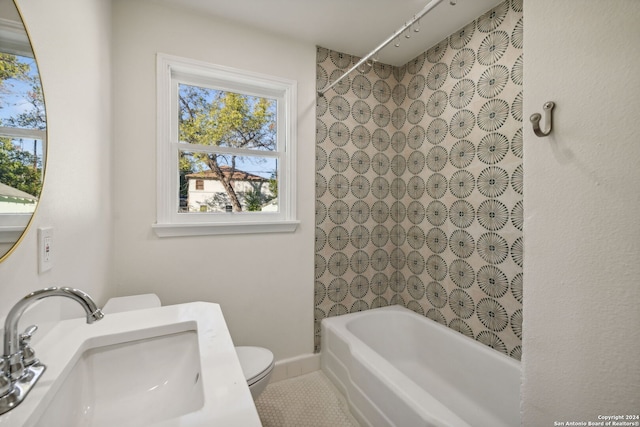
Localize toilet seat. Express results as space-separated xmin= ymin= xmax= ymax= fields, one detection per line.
xmin=235 ymin=346 xmax=274 ymax=386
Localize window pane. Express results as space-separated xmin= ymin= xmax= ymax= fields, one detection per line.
xmin=179 ymin=151 xmax=278 ymax=213
xmin=0 ymin=53 xmax=46 ymax=131
xmin=178 ymin=84 xmax=276 ymax=152
xmin=0 ymin=137 xmax=44 ymax=213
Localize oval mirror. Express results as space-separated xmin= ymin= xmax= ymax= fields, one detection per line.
xmin=0 ymin=0 xmax=46 ymax=262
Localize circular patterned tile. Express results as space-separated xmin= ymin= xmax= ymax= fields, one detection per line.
xmin=408 ymin=125 xmax=426 ymax=148
xmin=477 ymin=3 xmax=509 ymax=32
xmin=450 ymin=48 xmax=476 ymax=79
xmin=511 ymin=272 xmax=523 ymax=303
xmin=450 ymin=139 xmax=475 ymax=169
xmin=477 ymin=31 xmax=509 ymax=65
xmin=328 ymin=174 xmax=349 ymax=199
xmin=373 ymin=80 xmax=391 ymax=103
xmin=449 ymin=259 xmax=475 ymax=288
xmin=426 ymin=146 xmax=447 ymax=172
xmin=328 ymin=96 xmax=350 ymax=120
xmin=350 ymin=250 xmax=369 ymax=274
xmin=349 ymin=225 xmax=369 ymax=249
xmin=476 ymin=298 xmax=509 ymax=332
xmin=476 ymin=331 xmax=507 ymax=355
xmin=477 ymin=264 xmax=509 ymax=297
xmin=449 ymin=200 xmax=475 ymax=228
xmin=450 ymin=21 xmax=476 ymax=49
xmin=477 ymin=65 xmax=509 ymax=98
xmin=328 ymin=226 xmax=349 ymax=251
xmin=426 ymin=173 xmax=448 ymax=199
xmin=426 ymin=200 xmax=448 ymax=226
xmin=350 ymin=275 xmax=369 ymax=299
xmin=449 ymin=229 xmax=475 ymax=258
xmin=449 ymin=79 xmax=475 ymax=109
xmin=449 ymin=289 xmax=475 ymax=319
xmin=406 ymin=53 xmax=426 ymax=74
xmin=426 ymin=255 xmax=448 ymax=280
xmin=477 ymin=232 xmax=509 ymax=264
xmin=371 ymin=152 xmax=390 ymax=175
xmin=372 ymin=104 xmax=391 ymax=127
xmin=477 ymin=166 xmax=509 ymax=197
xmin=407 ymin=275 xmax=425 ymax=299
xmin=407 ymin=176 xmax=426 ymax=199
xmin=407 ymin=225 xmax=426 ymax=250
xmin=404 ymin=201 xmax=424 ymax=225
xmin=352 ymin=74 xmax=372 ymax=99
xmin=328 ymin=278 xmax=348 ymax=302
xmin=477 ymin=99 xmax=509 ymax=132
xmin=477 ymin=199 xmax=509 ymax=230
xmin=407 ymin=251 xmax=426 ymax=275
xmin=350 ymin=200 xmax=370 ymax=224
xmin=407 ymin=74 xmax=426 ymax=99
xmin=426 ymin=63 xmax=448 ymax=90
xmin=408 ymin=150 xmax=426 ymax=174
xmin=350 ymin=150 xmax=370 ymax=174
xmin=426 ymin=227 xmax=447 ymax=253
xmin=449 ymin=169 xmax=475 ymax=198
xmin=328 ymin=148 xmax=350 ymax=173
xmin=427 ymin=40 xmax=448 ymax=63
xmin=407 ymin=100 xmax=426 ymax=124
xmin=426 ymin=281 xmax=448 ymax=308
xmin=372 ymin=128 xmax=391 ymax=151
xmin=351 ymin=100 xmax=371 ymax=124
xmin=511 ymin=200 xmax=524 ymax=231
xmin=450 ymin=109 xmax=476 ymax=138
xmin=329 ymin=122 xmax=350 ymax=146
xmin=477 ymin=133 xmax=509 ymax=164
xmin=328 ymin=200 xmax=349 ymax=224
xmin=371 ymin=224 xmax=389 ymax=246
xmin=351 ymin=125 xmax=370 ymax=149
xmin=350 ymin=175 xmax=370 ymax=199
xmin=449 ymin=318 xmax=474 ymax=338
xmin=427 ymin=90 xmax=448 ymax=117
xmin=371 ymin=201 xmax=390 ymax=223
xmin=427 ymin=118 xmax=448 ymax=144
xmin=327 ymin=252 xmax=348 ymax=276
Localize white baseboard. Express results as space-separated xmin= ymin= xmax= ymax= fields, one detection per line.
xmin=271 ymin=353 xmax=320 ymax=383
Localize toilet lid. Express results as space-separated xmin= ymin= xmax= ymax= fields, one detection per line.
xmin=236 ymin=346 xmax=274 ymax=384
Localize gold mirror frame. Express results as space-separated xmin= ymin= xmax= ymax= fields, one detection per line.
xmin=0 ymin=0 xmax=47 ymax=262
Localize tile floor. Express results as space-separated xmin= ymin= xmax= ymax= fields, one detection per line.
xmin=255 ymin=370 xmax=361 ymax=427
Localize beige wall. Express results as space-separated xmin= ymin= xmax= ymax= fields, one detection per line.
xmin=523 ymin=0 xmax=640 ymax=423
xmin=0 ymin=0 xmax=113 ymax=329
xmin=110 ymin=0 xmax=316 ymax=361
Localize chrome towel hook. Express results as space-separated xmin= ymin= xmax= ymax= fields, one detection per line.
xmin=530 ymin=101 xmax=555 ymax=137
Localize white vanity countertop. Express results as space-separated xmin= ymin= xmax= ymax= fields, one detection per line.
xmin=0 ymin=302 xmax=262 ymax=427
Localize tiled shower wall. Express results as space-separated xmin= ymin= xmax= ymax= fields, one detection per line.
xmin=315 ymin=0 xmax=523 ymax=359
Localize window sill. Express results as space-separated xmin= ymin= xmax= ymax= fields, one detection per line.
xmin=152 ymin=220 xmax=299 ymax=237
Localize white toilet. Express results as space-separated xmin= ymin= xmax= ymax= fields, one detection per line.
xmin=103 ymin=294 xmax=274 ymax=400
xmin=235 ymin=346 xmax=275 ymax=399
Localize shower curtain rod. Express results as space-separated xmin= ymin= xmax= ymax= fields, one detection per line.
xmin=317 ymin=0 xmax=449 ymax=97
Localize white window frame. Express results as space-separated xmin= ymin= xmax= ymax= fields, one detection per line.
xmin=153 ymin=54 xmax=298 ymax=237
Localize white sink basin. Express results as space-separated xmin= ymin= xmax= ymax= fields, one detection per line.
xmin=0 ymin=303 xmax=261 ymax=427
xmin=35 ymin=331 xmax=203 ymax=427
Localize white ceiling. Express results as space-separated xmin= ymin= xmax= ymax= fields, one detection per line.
xmin=152 ymin=0 xmax=503 ymax=66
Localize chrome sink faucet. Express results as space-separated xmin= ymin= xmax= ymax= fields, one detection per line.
xmin=0 ymin=287 xmax=104 ymax=415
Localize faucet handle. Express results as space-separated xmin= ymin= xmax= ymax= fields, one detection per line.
xmin=20 ymin=325 xmax=38 ymax=343
xmin=19 ymin=325 xmax=39 ymax=367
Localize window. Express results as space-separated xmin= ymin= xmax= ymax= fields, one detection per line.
xmin=154 ymin=54 xmax=298 ymax=236
xmin=0 ymin=18 xmax=46 ymax=247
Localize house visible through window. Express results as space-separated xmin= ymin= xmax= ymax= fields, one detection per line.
xmin=154 ymin=54 xmax=298 ymax=236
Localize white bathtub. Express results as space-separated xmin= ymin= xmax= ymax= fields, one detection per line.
xmin=321 ymin=305 xmax=521 ymax=427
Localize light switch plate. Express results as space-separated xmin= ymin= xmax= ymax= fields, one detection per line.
xmin=37 ymin=227 xmax=53 ymax=273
